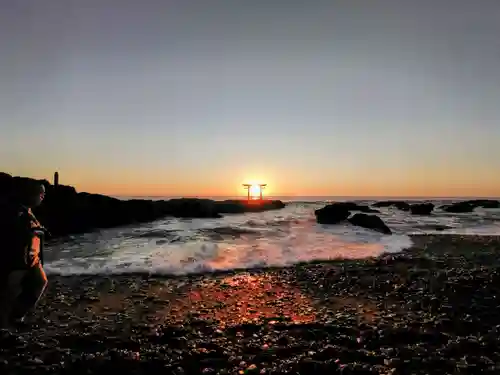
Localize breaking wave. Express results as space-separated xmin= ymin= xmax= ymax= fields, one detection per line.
xmin=43 ymin=201 xmax=500 ymax=276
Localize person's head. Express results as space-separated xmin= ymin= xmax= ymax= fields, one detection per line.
xmin=13 ymin=179 xmax=46 ymax=208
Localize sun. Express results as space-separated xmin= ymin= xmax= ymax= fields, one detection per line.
xmin=249 ymin=184 xmax=261 ymax=197
xmin=242 ymin=181 xmax=267 ymax=200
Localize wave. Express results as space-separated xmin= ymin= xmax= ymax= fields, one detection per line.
xmin=43 ymin=203 xmax=500 ymax=277
xmin=44 ymin=220 xmax=413 ymax=276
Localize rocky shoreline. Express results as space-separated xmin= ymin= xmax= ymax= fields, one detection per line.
xmin=2 ymin=172 xmax=498 ymax=239
xmin=314 ymin=199 xmax=500 ymax=234
xmin=0 ymin=172 xmax=285 ymax=238
xmin=2 ymin=234 xmax=500 ymax=374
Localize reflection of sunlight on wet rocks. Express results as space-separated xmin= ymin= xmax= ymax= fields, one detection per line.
xmin=6 ymin=235 xmax=500 ymax=375
xmin=74 ymin=272 xmax=383 ymax=332
xmin=156 ymin=274 xmax=317 ymax=327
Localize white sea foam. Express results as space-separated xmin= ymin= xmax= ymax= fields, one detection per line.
xmin=44 ymin=223 xmax=412 ymax=276
xmin=43 ymin=202 xmax=500 ymax=276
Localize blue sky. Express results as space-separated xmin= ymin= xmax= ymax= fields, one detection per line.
xmin=1 ymin=0 xmax=499 ymax=197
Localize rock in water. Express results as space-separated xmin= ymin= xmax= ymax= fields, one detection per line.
xmin=348 ymin=213 xmax=392 ymax=234
xmin=0 ymin=172 xmax=287 ymax=238
xmin=328 ymin=201 xmax=380 ymax=213
xmin=442 ymin=199 xmax=500 ymax=213
xmin=215 ymin=200 xmax=285 ymax=214
xmin=474 ymin=199 xmax=500 ymax=208
xmin=442 ymin=202 xmax=474 ymax=213
xmin=372 ymin=200 xmax=410 ymax=211
xmin=315 ymin=204 xmax=350 ymax=224
xmin=165 ymin=198 xmax=222 ymax=218
xmin=410 ymin=203 xmax=434 ymax=215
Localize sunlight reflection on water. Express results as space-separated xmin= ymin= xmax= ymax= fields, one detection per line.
xmin=44 ymin=203 xmax=500 ymax=276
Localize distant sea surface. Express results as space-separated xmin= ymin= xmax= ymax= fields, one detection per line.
xmin=114 ymin=195 xmax=500 ymax=202
xmin=45 ymin=197 xmax=500 ymax=276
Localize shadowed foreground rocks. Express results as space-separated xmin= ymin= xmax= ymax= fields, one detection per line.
xmin=0 ymin=172 xmax=285 ymax=238
xmin=1 ymin=235 xmax=500 ymax=374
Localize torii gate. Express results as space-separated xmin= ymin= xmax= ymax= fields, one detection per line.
xmin=242 ymin=184 xmax=267 ymax=201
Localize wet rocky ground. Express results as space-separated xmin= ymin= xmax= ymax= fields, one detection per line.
xmin=1 ymin=234 xmax=500 ymax=374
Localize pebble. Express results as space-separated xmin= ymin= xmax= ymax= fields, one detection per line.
xmin=1 ymin=235 xmax=499 ymax=374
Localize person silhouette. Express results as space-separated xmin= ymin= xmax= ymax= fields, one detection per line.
xmin=0 ymin=179 xmax=48 ymax=328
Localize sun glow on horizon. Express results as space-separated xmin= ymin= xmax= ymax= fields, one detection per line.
xmin=249 ymin=184 xmax=262 ymax=198
xmin=242 ymin=179 xmax=268 ymax=199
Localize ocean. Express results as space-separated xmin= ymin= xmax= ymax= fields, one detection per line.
xmin=44 ymin=198 xmax=500 ymax=276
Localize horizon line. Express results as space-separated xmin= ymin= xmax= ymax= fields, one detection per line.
xmin=113 ymin=194 xmax=500 ymax=200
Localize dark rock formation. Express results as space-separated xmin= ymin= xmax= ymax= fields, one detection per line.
xmin=441 ymin=203 xmax=473 ymax=213
xmin=476 ymin=200 xmax=500 ymax=208
xmin=374 ymin=200 xmax=411 ymax=211
xmin=216 ymin=199 xmax=286 ymax=214
xmin=348 ymin=213 xmax=392 ymax=234
xmin=410 ymin=202 xmax=435 ymax=215
xmin=315 ymin=204 xmax=350 ymax=224
xmin=35 ymin=191 xmax=216 ymax=237
xmin=372 ymin=200 xmax=410 ymax=211
xmin=327 ymin=201 xmax=380 ymax=213
xmin=442 ymin=199 xmax=500 ymax=213
xmin=164 ymin=198 xmax=222 ymax=218
xmin=362 ymin=207 xmax=381 ymax=213
xmin=0 ymin=172 xmax=285 ymax=238
xmin=315 ymin=203 xmax=391 ymax=234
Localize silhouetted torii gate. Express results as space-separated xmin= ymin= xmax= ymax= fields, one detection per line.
xmin=242 ymin=184 xmax=267 ymax=201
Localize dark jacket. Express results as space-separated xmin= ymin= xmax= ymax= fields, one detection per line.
xmin=0 ymin=202 xmax=43 ymax=271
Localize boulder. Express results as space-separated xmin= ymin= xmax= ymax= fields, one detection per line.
xmin=165 ymin=198 xmax=222 ymax=218
xmin=35 ymin=190 xmax=174 ymax=236
xmin=440 ymin=203 xmax=473 ymax=213
xmin=372 ymin=200 xmax=410 ymax=211
xmin=348 ymin=213 xmax=392 ymax=234
xmin=315 ymin=203 xmax=350 ymax=224
xmin=266 ymin=200 xmax=287 ymax=210
xmin=216 ymin=199 xmax=285 ymax=214
xmin=216 ymin=200 xmax=247 ymax=214
xmin=473 ymin=200 xmax=500 ymax=209
xmin=330 ymin=201 xmax=380 ymax=213
xmin=410 ymin=203 xmax=434 ymax=215
xmin=362 ymin=207 xmax=381 ymax=213
xmin=442 ymin=199 xmax=500 ymax=213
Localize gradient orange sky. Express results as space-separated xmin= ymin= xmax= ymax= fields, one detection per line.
xmin=1 ymin=1 xmax=499 ymax=198
xmin=4 ymin=155 xmax=500 ymax=198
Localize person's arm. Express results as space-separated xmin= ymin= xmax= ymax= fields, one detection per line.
xmin=1 ymin=208 xmax=33 ymax=269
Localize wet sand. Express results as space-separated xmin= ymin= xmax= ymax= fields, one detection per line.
xmin=1 ymin=234 xmax=500 ymax=374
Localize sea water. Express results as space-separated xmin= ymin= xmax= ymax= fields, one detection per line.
xmin=43 ymin=200 xmax=500 ymax=276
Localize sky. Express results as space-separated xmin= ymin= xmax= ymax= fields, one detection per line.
xmin=1 ymin=0 xmax=499 ymax=198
